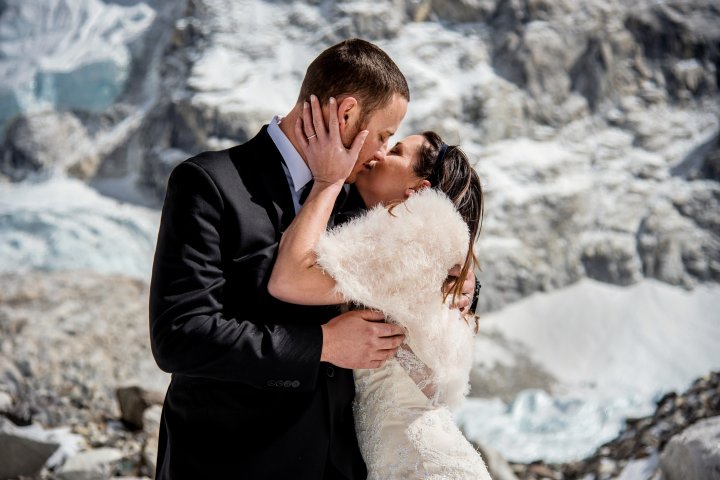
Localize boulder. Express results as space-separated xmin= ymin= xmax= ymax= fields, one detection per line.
xmin=0 ymin=111 xmax=99 ymax=181
xmin=117 ymin=385 xmax=165 ymax=430
xmin=0 ymin=417 xmax=60 ymax=479
xmin=660 ymin=416 xmax=720 ymax=480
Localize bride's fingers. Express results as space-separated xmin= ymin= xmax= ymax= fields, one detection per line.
xmin=302 ymin=101 xmax=315 ymax=139
xmin=327 ymin=97 xmax=340 ymax=141
xmin=309 ymin=95 xmax=327 ymax=139
xmin=350 ymin=130 xmax=369 ymax=159
xmin=295 ymin=117 xmax=309 ymax=150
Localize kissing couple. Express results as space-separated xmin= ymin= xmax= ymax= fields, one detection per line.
xmin=149 ymin=38 xmax=491 ymax=479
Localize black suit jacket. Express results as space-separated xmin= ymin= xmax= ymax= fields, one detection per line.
xmin=149 ymin=126 xmax=367 ymax=479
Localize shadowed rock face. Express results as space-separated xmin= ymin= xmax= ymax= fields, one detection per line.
xmin=699 ymin=133 xmax=720 ymax=181
xmin=625 ymin=0 xmax=720 ymax=98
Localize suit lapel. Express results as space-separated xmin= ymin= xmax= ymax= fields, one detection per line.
xmin=235 ymin=126 xmax=297 ymax=233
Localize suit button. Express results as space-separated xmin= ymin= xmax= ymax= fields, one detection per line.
xmin=291 ymin=380 xmax=300 ymax=388
xmin=326 ymin=366 xmax=335 ymax=378
xmin=267 ymin=380 xmax=275 ymax=387
xmin=283 ymin=380 xmax=292 ymax=388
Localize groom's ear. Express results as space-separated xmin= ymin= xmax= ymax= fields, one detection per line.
xmin=336 ymin=96 xmax=358 ymax=134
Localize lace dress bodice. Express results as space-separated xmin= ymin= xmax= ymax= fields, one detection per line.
xmin=316 ymin=189 xmax=491 ymax=479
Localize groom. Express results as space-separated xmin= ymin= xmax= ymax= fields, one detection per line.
xmin=150 ymin=39 xmax=476 ymax=479
xmin=149 ymin=39 xmax=411 ymax=479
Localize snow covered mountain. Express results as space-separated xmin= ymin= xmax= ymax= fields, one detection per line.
xmin=0 ymin=0 xmax=718 ymax=466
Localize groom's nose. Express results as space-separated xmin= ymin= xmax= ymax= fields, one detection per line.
xmin=372 ymin=145 xmax=388 ymax=163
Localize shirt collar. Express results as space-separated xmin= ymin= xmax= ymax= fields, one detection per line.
xmin=267 ymin=116 xmax=312 ymax=192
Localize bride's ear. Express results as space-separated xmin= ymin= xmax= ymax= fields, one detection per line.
xmin=404 ymin=179 xmax=431 ymax=198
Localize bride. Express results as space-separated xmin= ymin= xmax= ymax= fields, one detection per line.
xmin=268 ymin=97 xmax=491 ymax=479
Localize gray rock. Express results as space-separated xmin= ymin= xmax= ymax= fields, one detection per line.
xmin=329 ymin=0 xmax=406 ymax=41
xmin=625 ymin=0 xmax=720 ymax=99
xmin=0 ymin=418 xmax=60 ymax=479
xmin=430 ymin=0 xmax=497 ymax=22
xmin=660 ymin=416 xmax=720 ymax=480
xmin=116 ymin=385 xmax=164 ymax=430
xmin=637 ymin=192 xmax=720 ymax=286
xmin=0 ymin=111 xmax=99 ymax=181
xmin=580 ymin=233 xmax=643 ymax=285
xmin=57 ymin=447 xmax=124 ymax=480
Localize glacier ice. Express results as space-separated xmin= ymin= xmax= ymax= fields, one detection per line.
xmin=0 ymin=0 xmax=155 ymax=130
xmin=0 ymin=177 xmax=159 ymax=278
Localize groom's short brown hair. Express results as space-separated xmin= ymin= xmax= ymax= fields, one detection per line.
xmin=298 ymin=39 xmax=410 ymax=126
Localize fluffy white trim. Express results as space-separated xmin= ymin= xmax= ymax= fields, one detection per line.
xmin=316 ymin=188 xmax=475 ymax=407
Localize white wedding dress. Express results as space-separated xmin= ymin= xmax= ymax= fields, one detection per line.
xmin=316 ymin=189 xmax=492 ymax=479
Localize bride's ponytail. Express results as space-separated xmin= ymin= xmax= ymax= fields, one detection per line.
xmin=416 ymin=131 xmax=485 ymax=328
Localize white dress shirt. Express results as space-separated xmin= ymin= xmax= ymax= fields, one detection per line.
xmin=267 ymin=116 xmax=312 ymax=213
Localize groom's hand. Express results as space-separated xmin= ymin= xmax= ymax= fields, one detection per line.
xmin=320 ymin=309 xmax=405 ymax=369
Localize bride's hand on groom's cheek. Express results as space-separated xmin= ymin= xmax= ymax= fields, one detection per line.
xmin=320 ymin=309 xmax=405 ymax=370
xmin=294 ymin=94 xmax=367 ymax=187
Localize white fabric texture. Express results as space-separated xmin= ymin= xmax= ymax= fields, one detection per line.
xmin=315 ymin=188 xmax=491 ymax=479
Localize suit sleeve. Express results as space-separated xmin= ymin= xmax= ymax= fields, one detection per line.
xmin=149 ymin=160 xmax=322 ymax=391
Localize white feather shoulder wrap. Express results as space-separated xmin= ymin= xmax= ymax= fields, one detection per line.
xmin=315 ymin=188 xmax=476 ymax=408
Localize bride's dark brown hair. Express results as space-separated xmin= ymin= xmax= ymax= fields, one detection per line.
xmin=415 ymin=131 xmax=484 ymax=315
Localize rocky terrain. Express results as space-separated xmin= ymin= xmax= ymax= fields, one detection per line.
xmin=0 ymin=272 xmax=167 ymax=479
xmin=1 ymin=272 xmax=718 ymax=479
